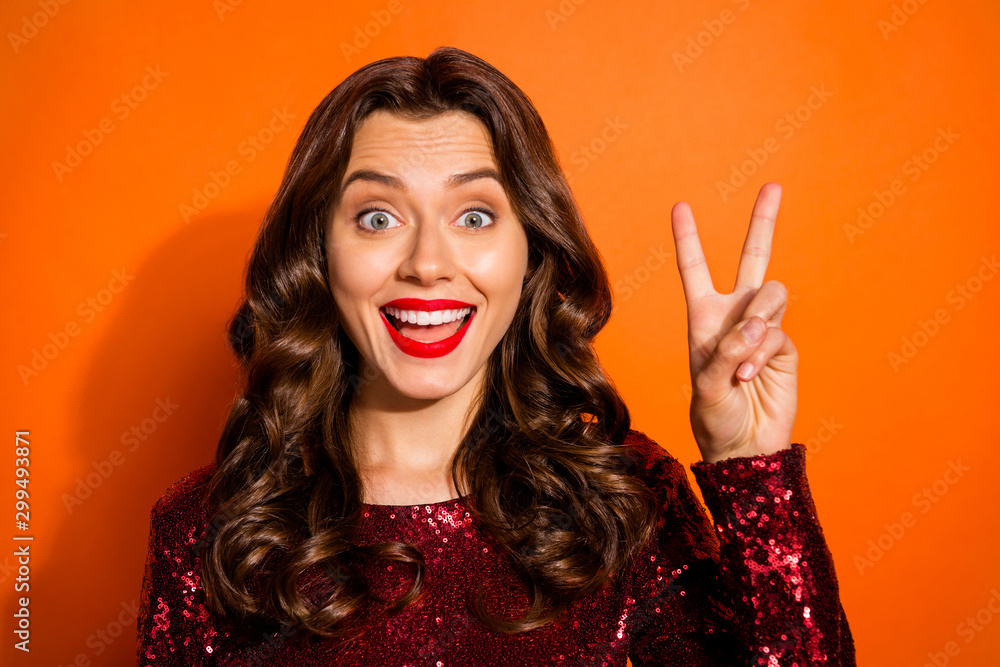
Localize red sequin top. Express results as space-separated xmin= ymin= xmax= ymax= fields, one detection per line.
xmin=137 ymin=430 xmax=856 ymax=666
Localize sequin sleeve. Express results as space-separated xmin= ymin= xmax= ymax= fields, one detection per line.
xmin=137 ymin=465 xmax=219 ymax=667
xmin=626 ymin=438 xmax=856 ymax=666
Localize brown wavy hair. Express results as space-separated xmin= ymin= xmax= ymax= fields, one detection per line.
xmin=200 ymin=46 xmax=660 ymax=640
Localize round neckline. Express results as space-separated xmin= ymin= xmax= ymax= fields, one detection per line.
xmin=362 ymin=495 xmax=470 ymax=510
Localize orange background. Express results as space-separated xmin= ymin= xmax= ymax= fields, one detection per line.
xmin=2 ymin=1 xmax=999 ymax=665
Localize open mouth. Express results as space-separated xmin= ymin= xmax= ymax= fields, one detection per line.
xmin=380 ymin=305 xmax=476 ymax=344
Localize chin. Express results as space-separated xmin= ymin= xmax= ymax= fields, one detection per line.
xmin=386 ymin=371 xmax=473 ymax=401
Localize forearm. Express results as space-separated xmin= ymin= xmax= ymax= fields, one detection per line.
xmin=691 ymin=442 xmax=856 ymax=665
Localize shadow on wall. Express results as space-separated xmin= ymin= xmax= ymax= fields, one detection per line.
xmin=1 ymin=203 xmax=279 ymax=666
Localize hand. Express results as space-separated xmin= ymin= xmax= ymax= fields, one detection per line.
xmin=669 ymin=183 xmax=798 ymax=464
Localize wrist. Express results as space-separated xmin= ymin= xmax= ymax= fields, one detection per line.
xmin=697 ymin=442 xmax=794 ymax=465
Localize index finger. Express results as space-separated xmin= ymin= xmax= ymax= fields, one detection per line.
xmin=671 ymin=200 xmax=716 ymax=303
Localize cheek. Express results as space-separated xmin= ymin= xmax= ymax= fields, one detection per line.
xmin=326 ymin=242 xmax=386 ymax=315
xmin=468 ymin=236 xmax=529 ymax=308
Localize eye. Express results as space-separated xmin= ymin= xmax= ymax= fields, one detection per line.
xmin=457 ymin=208 xmax=496 ymax=229
xmin=358 ymin=209 xmax=401 ymax=232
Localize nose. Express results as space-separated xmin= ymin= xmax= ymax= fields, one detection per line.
xmin=397 ymin=215 xmax=457 ymax=286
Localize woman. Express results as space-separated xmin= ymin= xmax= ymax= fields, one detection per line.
xmin=138 ymin=47 xmax=856 ymax=665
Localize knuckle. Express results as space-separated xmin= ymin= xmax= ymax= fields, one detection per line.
xmin=718 ymin=333 xmax=745 ymax=362
xmin=693 ymin=370 xmax=716 ymax=394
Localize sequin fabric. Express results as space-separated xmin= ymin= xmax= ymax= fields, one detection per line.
xmin=137 ymin=430 xmax=855 ymax=665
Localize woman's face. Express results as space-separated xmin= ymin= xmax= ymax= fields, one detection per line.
xmin=326 ymin=110 xmax=529 ymax=403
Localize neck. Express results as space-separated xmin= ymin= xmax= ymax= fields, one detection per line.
xmin=347 ymin=363 xmax=485 ymax=504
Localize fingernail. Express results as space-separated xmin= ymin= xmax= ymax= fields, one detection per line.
xmin=741 ymin=318 xmax=764 ymax=343
xmin=737 ymin=362 xmax=754 ymax=381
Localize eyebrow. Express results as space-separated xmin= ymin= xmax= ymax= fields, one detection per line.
xmin=339 ymin=168 xmax=503 ymax=196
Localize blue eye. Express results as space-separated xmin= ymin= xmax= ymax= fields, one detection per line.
xmin=358 ymin=209 xmax=401 ymax=231
xmin=458 ymin=209 xmax=495 ymax=229
xmin=356 ymin=207 xmax=496 ymax=232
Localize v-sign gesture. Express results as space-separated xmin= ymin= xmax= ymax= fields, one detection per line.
xmin=670 ymin=183 xmax=798 ymax=464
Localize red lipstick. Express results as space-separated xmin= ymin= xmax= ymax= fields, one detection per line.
xmin=380 ymin=298 xmax=476 ymax=359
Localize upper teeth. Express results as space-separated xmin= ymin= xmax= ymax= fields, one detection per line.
xmin=384 ymin=306 xmax=473 ymax=326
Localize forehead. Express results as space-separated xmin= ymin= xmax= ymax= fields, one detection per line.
xmin=346 ymin=110 xmax=498 ymax=169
